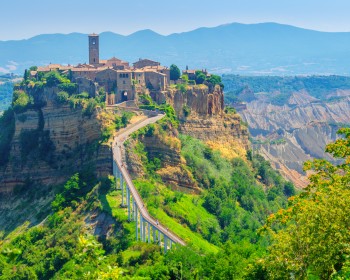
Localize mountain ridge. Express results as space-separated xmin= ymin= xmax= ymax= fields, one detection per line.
xmin=2 ymin=22 xmax=350 ymax=75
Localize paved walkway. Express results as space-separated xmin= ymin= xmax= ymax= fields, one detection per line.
xmin=112 ymin=113 xmax=186 ymax=246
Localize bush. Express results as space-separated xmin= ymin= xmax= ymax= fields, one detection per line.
xmin=44 ymin=71 xmax=70 ymax=87
xmin=139 ymin=104 xmax=156 ymax=110
xmin=176 ymin=83 xmax=187 ymax=93
xmin=58 ymin=83 xmax=78 ymax=95
xmin=56 ymin=91 xmax=69 ymax=104
xmin=12 ymin=90 xmax=31 ymax=113
xmin=83 ymin=99 xmax=98 ymax=117
xmin=195 ymin=71 xmax=206 ymax=84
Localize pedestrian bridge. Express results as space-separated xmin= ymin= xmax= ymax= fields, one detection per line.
xmin=112 ymin=112 xmax=186 ymax=252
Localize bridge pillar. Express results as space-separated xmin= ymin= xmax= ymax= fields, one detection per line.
xmin=164 ymin=236 xmax=168 ymax=253
xmin=133 ymin=201 xmax=137 ymax=221
xmin=148 ymin=222 xmax=151 ymax=243
xmin=170 ymin=240 xmax=173 ymax=249
xmin=142 ymin=220 xmax=146 ymax=242
xmin=121 ymin=176 xmax=125 ymax=206
xmin=127 ymin=186 xmax=131 ymax=221
xmin=135 ymin=206 xmax=138 ymax=240
xmin=140 ymin=215 xmax=143 ymax=241
xmin=158 ymin=230 xmax=161 ymax=246
xmin=153 ymin=226 xmax=156 ymax=243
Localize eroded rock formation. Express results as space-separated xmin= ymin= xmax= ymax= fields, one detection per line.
xmin=0 ymin=87 xmax=111 ymax=193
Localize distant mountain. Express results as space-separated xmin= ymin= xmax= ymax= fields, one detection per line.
xmin=1 ymin=22 xmax=350 ymax=75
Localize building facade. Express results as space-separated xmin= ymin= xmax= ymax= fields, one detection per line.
xmin=33 ymin=33 xmax=170 ymax=104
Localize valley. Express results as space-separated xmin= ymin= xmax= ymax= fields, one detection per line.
xmin=223 ymin=75 xmax=350 ymax=187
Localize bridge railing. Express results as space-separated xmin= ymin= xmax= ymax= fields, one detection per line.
xmin=111 ymin=113 xmax=186 ymax=250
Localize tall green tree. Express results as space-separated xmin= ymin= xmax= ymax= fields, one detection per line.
xmin=170 ymin=64 xmax=181 ymax=81
xmin=260 ymin=128 xmax=350 ymax=279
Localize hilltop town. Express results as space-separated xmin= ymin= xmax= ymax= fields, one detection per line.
xmin=29 ymin=33 xmax=213 ymax=106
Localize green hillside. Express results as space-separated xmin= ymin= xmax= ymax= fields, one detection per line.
xmin=0 ymin=107 xmax=296 ymax=279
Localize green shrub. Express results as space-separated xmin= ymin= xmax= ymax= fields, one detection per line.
xmin=139 ymin=104 xmax=156 ymax=110
xmin=83 ymin=99 xmax=97 ymax=117
xmin=12 ymin=90 xmax=31 ymax=113
xmin=58 ymin=83 xmax=78 ymax=95
xmin=195 ymin=71 xmax=206 ymax=84
xmin=44 ymin=71 xmax=70 ymax=87
xmin=176 ymin=83 xmax=187 ymax=93
xmin=56 ymin=91 xmax=69 ymax=104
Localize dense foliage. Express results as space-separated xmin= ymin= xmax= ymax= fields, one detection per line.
xmin=101 ymin=111 xmax=134 ymax=143
xmin=257 ymin=128 xmax=350 ymax=279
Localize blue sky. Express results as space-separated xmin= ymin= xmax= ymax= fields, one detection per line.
xmin=1 ymin=0 xmax=350 ymax=40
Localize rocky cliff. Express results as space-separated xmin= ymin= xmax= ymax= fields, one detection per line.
xmin=237 ymin=92 xmax=350 ymax=188
xmin=151 ymin=85 xmax=249 ymax=159
xmin=124 ymin=84 xmax=250 ymax=192
xmin=0 ymin=87 xmax=111 ymax=193
xmin=125 ymin=123 xmax=200 ymax=193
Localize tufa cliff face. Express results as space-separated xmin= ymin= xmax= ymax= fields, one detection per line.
xmin=125 ymin=124 xmax=200 ymax=193
xmin=125 ymin=84 xmax=250 ymax=192
xmin=152 ymin=85 xmax=249 ymax=159
xmin=0 ymin=87 xmax=111 ymax=193
xmin=151 ymin=85 xmax=224 ymax=118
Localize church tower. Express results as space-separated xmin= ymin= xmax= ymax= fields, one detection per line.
xmin=89 ymin=33 xmax=99 ymax=65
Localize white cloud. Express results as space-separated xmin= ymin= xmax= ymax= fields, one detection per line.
xmin=0 ymin=67 xmax=10 ymax=74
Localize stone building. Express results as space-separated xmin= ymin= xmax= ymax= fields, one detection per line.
xmin=34 ymin=33 xmax=171 ymax=104
xmin=133 ymin=58 xmax=160 ymax=69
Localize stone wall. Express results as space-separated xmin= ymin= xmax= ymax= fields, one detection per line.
xmin=144 ymin=71 xmax=167 ymax=91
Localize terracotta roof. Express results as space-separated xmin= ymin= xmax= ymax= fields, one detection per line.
xmin=71 ymin=68 xmax=99 ymax=72
xmin=144 ymin=70 xmax=166 ymax=76
xmin=183 ymin=70 xmax=196 ymax=74
xmin=132 ymin=69 xmax=144 ymax=73
xmin=142 ymin=65 xmax=168 ymax=71
xmin=37 ymin=66 xmax=50 ymax=72
xmin=134 ymin=58 xmax=159 ymax=64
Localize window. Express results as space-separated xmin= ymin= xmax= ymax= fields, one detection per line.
xmin=123 ymin=81 xmax=126 ymax=84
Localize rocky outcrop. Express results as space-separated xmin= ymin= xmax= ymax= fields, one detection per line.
xmin=151 ymin=84 xmax=249 ymax=159
xmin=125 ymin=125 xmax=200 ymax=193
xmin=0 ymin=87 xmax=111 ymax=193
xmin=151 ymin=85 xmax=224 ymax=118
xmin=237 ymin=92 xmax=350 ymax=188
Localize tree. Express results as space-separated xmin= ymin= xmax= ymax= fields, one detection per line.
xmin=170 ymin=64 xmax=181 ymax=81
xmin=206 ymin=74 xmax=222 ymax=87
xmin=260 ymin=128 xmax=350 ymax=279
xmin=195 ymin=71 xmax=206 ymax=84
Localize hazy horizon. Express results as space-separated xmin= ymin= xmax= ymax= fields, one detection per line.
xmin=1 ymin=0 xmax=350 ymax=40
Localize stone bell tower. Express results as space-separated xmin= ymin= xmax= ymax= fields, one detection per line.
xmin=89 ymin=33 xmax=99 ymax=65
